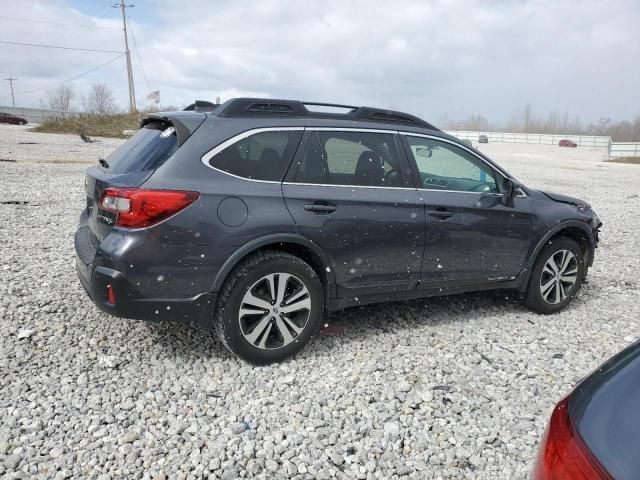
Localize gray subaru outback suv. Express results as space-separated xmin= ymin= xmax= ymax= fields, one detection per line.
xmin=75 ymin=98 xmax=601 ymax=363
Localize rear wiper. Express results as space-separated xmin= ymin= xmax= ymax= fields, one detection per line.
xmin=98 ymin=158 xmax=109 ymax=169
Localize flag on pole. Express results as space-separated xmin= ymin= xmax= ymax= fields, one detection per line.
xmin=147 ymin=90 xmax=160 ymax=103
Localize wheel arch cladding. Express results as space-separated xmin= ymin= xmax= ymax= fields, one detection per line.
xmin=210 ymin=234 xmax=336 ymax=298
xmin=549 ymin=226 xmax=593 ymax=265
xmin=533 ymin=221 xmax=594 ymax=265
xmin=519 ymin=221 xmax=595 ymax=292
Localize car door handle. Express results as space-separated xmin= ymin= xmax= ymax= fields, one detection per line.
xmin=427 ymin=209 xmax=453 ymax=220
xmin=304 ymin=202 xmax=337 ymax=214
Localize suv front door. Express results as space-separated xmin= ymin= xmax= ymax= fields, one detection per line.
xmin=283 ymin=129 xmax=425 ymax=297
xmin=401 ymin=134 xmax=537 ymax=286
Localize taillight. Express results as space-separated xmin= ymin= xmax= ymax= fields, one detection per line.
xmin=532 ymin=397 xmax=612 ymax=480
xmin=101 ymin=188 xmax=199 ymax=228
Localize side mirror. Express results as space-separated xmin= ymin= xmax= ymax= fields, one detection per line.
xmin=415 ymin=147 xmax=432 ymax=158
xmin=503 ymin=178 xmax=522 ymax=197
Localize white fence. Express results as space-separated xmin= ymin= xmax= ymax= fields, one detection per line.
xmin=445 ymin=130 xmax=612 ymax=148
xmin=445 ymin=129 xmax=640 ymax=159
xmin=610 ymin=142 xmax=640 ymax=158
xmin=0 ymin=105 xmax=81 ymax=123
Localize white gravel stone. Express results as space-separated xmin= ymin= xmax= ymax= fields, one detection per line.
xmin=98 ymin=355 xmax=120 ymax=369
xmin=49 ymin=447 xmax=64 ymax=458
xmin=3 ymin=455 xmax=20 ymax=470
xmin=1 ymin=128 xmax=639 ymax=479
xmin=16 ymin=329 xmax=35 ymax=339
xmin=118 ymin=431 xmax=139 ymax=444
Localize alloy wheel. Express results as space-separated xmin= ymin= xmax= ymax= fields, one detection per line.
xmin=238 ymin=272 xmax=312 ymax=350
xmin=539 ymin=249 xmax=579 ymax=304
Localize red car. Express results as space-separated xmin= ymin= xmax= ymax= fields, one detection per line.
xmin=0 ymin=112 xmax=28 ymax=125
xmin=559 ymin=139 xmax=577 ymax=147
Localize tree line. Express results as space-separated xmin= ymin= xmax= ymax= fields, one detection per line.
xmin=40 ymin=83 xmax=175 ymax=115
xmin=41 ymin=82 xmax=118 ymax=115
xmin=444 ymin=104 xmax=640 ymax=142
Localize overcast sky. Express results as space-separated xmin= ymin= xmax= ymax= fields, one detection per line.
xmin=1 ymin=0 xmax=638 ymax=125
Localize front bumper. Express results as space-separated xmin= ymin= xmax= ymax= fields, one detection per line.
xmin=74 ymin=227 xmax=216 ymax=326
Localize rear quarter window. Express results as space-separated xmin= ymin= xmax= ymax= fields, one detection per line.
xmin=105 ymin=122 xmax=178 ymax=174
xmin=208 ymin=130 xmax=302 ymax=182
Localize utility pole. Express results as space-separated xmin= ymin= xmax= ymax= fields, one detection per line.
xmin=113 ymin=1 xmax=136 ymax=113
xmin=4 ymin=77 xmax=16 ymax=107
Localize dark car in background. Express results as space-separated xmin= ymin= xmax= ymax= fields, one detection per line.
xmin=0 ymin=112 xmax=28 ymax=125
xmin=559 ymin=139 xmax=578 ymax=147
xmin=478 ymin=134 xmax=489 ymax=143
xmin=532 ymin=340 xmax=640 ymax=479
xmin=74 ymin=98 xmax=601 ymax=363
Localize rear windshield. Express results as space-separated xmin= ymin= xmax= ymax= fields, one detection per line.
xmin=104 ymin=122 xmax=178 ymax=174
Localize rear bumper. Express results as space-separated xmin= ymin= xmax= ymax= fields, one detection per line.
xmin=75 ymin=254 xmax=216 ymax=326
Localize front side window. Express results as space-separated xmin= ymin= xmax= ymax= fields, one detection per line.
xmin=294 ymin=131 xmax=405 ymax=187
xmin=209 ymin=130 xmax=302 ymax=181
xmin=405 ymin=136 xmax=499 ymax=193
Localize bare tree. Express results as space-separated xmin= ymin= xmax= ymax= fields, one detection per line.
xmin=82 ymin=82 xmax=118 ymax=114
xmin=445 ymin=114 xmax=493 ymax=132
xmin=43 ymin=84 xmax=75 ymax=112
xmin=446 ymin=106 xmax=640 ymax=141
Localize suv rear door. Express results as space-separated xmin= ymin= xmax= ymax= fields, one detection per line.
xmin=400 ymin=133 xmax=537 ymax=286
xmin=283 ymin=129 xmax=425 ymax=297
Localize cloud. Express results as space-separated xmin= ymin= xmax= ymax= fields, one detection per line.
xmin=2 ymin=0 xmax=639 ymax=124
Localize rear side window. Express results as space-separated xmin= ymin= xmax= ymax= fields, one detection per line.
xmin=209 ymin=130 xmax=302 ymax=181
xmin=294 ymin=130 xmax=405 ymax=187
xmin=105 ymin=122 xmax=178 ymax=174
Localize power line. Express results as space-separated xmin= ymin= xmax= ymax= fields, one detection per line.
xmin=127 ymin=19 xmax=150 ymax=95
xmin=0 ymin=40 xmax=122 ymax=54
xmin=0 ymin=15 xmax=119 ymax=29
xmin=12 ymin=54 xmax=124 ymax=96
xmin=55 ymin=2 xmax=116 ymax=52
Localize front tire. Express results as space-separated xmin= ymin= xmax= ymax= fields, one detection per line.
xmin=525 ymin=237 xmax=585 ymax=314
xmin=214 ymin=251 xmax=324 ymax=364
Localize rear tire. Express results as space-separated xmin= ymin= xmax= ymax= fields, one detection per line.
xmin=214 ymin=251 xmax=324 ymax=364
xmin=525 ymin=237 xmax=585 ymax=314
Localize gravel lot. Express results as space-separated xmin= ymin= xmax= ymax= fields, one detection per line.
xmin=1 ymin=124 xmax=639 ymax=479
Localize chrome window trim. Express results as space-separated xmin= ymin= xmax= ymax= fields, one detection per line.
xmin=310 ymin=127 xmax=398 ymax=134
xmin=200 ymin=127 xmax=305 ymax=183
xmin=199 ymin=126 xmax=527 ymax=197
xmin=417 ymin=188 xmax=497 ymax=196
xmin=282 ymin=182 xmax=417 ymax=191
xmin=417 ymin=187 xmax=526 ymax=198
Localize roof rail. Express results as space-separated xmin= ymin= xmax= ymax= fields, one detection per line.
xmin=303 ymin=101 xmax=359 ymax=111
xmin=183 ymin=100 xmax=220 ymax=112
xmin=211 ymin=97 xmax=439 ymax=130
